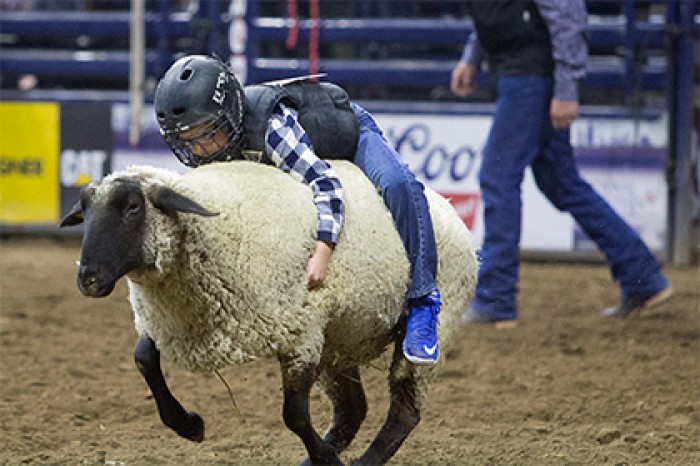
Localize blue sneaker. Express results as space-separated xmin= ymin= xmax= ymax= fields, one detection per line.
xmin=403 ymin=290 xmax=441 ymax=365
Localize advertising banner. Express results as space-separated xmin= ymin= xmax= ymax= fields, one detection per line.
xmin=0 ymin=101 xmax=60 ymax=225
xmin=0 ymin=101 xmax=112 ymax=230
xmin=109 ymin=102 xmax=668 ymax=254
xmin=372 ymin=111 xmax=668 ymax=253
xmin=59 ymin=103 xmax=112 ymax=219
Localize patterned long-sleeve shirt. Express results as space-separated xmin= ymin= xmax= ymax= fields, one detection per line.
xmin=461 ymin=0 xmax=588 ymax=102
xmin=265 ymin=102 xmax=344 ymax=244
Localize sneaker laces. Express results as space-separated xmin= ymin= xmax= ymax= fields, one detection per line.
xmin=409 ymin=309 xmax=439 ymax=338
xmin=408 ymin=290 xmax=441 ymax=338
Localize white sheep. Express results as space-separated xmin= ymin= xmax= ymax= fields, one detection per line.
xmin=61 ymin=160 xmax=477 ymax=466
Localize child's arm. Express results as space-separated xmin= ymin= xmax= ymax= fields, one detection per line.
xmin=266 ymin=102 xmax=345 ymax=288
xmin=305 ymin=240 xmax=335 ymax=289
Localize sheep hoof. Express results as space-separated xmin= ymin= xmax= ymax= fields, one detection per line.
xmin=350 ymin=452 xmax=381 ymax=466
xmin=299 ymin=449 xmax=344 ymax=466
xmin=298 ymin=458 xmax=343 ymax=466
xmin=176 ymin=411 xmax=205 ymax=443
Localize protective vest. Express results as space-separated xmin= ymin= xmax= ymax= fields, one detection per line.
xmin=242 ymin=81 xmax=359 ymax=163
xmin=469 ymin=1 xmax=553 ymax=77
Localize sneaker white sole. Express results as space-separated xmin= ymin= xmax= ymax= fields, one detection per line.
xmin=403 ymin=353 xmax=439 ymax=365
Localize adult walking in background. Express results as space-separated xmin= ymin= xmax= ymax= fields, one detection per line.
xmin=451 ymin=0 xmax=672 ymax=325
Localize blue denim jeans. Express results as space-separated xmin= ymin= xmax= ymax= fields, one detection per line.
xmin=352 ymin=103 xmax=438 ymax=299
xmin=474 ymin=75 xmax=668 ymax=320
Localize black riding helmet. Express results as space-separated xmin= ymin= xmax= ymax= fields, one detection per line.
xmin=154 ymin=55 xmax=246 ymax=167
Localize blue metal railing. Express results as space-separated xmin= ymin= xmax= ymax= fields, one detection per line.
xmin=243 ymin=2 xmax=689 ymax=100
xmin=0 ymin=0 xmax=696 ymax=102
xmin=0 ymin=1 xmax=203 ymax=88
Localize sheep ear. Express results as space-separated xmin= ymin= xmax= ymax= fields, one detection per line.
xmin=59 ymin=200 xmax=84 ymax=227
xmin=151 ymin=186 xmax=219 ymax=218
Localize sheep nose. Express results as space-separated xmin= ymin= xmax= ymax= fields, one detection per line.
xmin=77 ymin=265 xmax=100 ymax=295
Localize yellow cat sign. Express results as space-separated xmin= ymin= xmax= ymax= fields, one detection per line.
xmin=0 ymin=102 xmax=59 ymax=224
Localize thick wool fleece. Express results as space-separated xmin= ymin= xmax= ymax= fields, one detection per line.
xmin=107 ymin=161 xmax=476 ymax=377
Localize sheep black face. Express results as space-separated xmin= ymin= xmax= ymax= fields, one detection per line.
xmin=60 ymin=180 xmax=149 ymax=297
xmin=60 ymin=178 xmax=217 ymax=298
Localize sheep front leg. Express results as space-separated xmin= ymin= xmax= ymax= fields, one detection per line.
xmin=280 ymin=360 xmax=343 ymax=466
xmin=134 ymin=335 xmax=205 ymax=442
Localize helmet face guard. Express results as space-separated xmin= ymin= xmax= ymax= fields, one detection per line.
xmin=162 ymin=117 xmax=243 ymax=167
xmin=154 ymin=55 xmax=245 ymax=167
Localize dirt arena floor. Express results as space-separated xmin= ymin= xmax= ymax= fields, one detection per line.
xmin=1 ymin=237 xmax=698 ymax=465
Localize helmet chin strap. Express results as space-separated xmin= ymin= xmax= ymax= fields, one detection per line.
xmin=213 ymin=125 xmax=245 ymax=163
xmin=214 ymin=143 xmax=243 ymax=163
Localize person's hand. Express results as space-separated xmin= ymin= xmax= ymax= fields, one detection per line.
xmin=450 ymin=62 xmax=478 ymax=97
xmin=550 ymin=98 xmax=579 ymax=129
xmin=305 ymin=240 xmax=335 ymax=289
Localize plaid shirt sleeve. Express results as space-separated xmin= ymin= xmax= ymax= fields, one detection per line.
xmin=265 ymin=102 xmax=345 ymax=244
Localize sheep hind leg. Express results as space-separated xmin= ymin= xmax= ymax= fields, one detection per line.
xmin=351 ymin=346 xmax=421 ymax=465
xmin=302 ymin=366 xmax=367 ymax=464
xmin=281 ymin=360 xmax=343 ymax=466
xmin=134 ymin=335 xmax=205 ymax=442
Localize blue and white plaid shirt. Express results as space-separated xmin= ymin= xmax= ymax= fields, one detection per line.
xmin=265 ymin=102 xmax=345 ymax=244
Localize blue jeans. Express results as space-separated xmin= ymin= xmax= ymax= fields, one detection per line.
xmin=352 ymin=103 xmax=438 ymax=299
xmin=474 ymin=75 xmax=668 ymax=320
